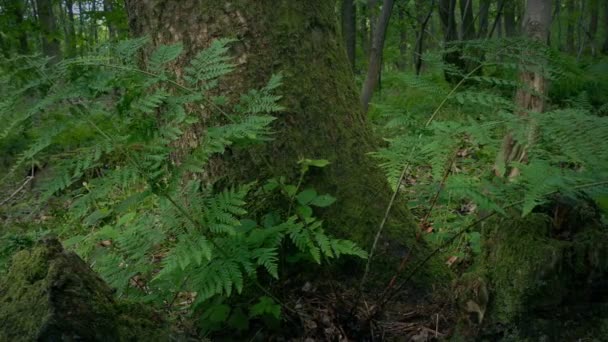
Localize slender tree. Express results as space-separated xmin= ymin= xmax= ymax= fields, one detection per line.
xmin=341 ymin=0 xmax=357 ymax=70
xmin=124 ymin=0 xmax=435 ymax=274
xmin=414 ymin=0 xmax=435 ymax=75
xmin=566 ymin=0 xmax=576 ymax=52
xmin=64 ymin=0 xmax=77 ymax=56
xmin=588 ymin=0 xmax=598 ymax=55
xmin=103 ymin=0 xmax=116 ymax=40
xmin=360 ymin=2 xmax=370 ymax=58
xmin=35 ymin=0 xmax=61 ymax=61
xmin=460 ymin=0 xmax=477 ymax=40
xmin=496 ymin=0 xmax=552 ymax=178
xmin=504 ymin=0 xmax=518 ymax=37
xmin=603 ymin=0 xmax=608 ymax=54
xmin=361 ymin=0 xmax=396 ymax=113
xmin=439 ymin=0 xmax=465 ymax=83
xmin=2 ymin=0 xmax=31 ymax=54
xmin=396 ymin=3 xmax=408 ymax=71
xmin=478 ymin=0 xmax=491 ymax=38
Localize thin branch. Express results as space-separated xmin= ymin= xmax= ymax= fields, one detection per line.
xmin=0 ymin=176 xmax=34 ymax=207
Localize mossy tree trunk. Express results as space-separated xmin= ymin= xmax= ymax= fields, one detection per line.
xmin=124 ymin=0 xmax=441 ymax=281
xmin=341 ymin=0 xmax=357 ymax=70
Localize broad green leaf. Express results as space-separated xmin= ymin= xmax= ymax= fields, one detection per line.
xmin=296 ymin=189 xmax=317 ymax=205
xmin=310 ymin=194 xmax=336 ymax=207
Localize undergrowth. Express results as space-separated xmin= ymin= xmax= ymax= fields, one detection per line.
xmin=369 ymin=38 xmax=608 ymax=264
xmin=0 ymin=37 xmax=366 ymax=334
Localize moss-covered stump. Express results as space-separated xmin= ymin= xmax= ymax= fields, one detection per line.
xmin=455 ymin=198 xmax=608 ymax=340
xmin=0 ymin=236 xmax=169 ymax=341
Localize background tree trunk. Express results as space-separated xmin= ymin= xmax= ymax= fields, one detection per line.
xmin=566 ymin=0 xmax=575 ymax=53
xmin=603 ymin=0 xmax=608 ymax=54
xmin=396 ymin=4 xmax=408 ymax=71
xmin=360 ymin=2 xmax=370 ymax=58
xmin=460 ymin=0 xmax=476 ymax=40
xmin=439 ymin=0 xmax=466 ymax=83
xmin=64 ymin=0 xmax=77 ymax=56
xmin=414 ymin=0 xmax=435 ymax=75
xmin=125 ymin=0 xmax=437 ymax=280
xmin=35 ymin=0 xmax=61 ymax=61
xmin=478 ymin=0 xmax=490 ymax=38
xmin=496 ymin=0 xmax=552 ymax=178
xmin=503 ymin=1 xmax=517 ymax=37
xmin=12 ymin=0 xmax=30 ymax=54
xmin=361 ymin=0 xmax=396 ymax=113
xmin=103 ymin=0 xmax=116 ymax=40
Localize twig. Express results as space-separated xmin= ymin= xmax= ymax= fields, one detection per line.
xmin=378 ymin=150 xmax=458 ymax=300
xmin=0 ymin=176 xmax=34 ymax=207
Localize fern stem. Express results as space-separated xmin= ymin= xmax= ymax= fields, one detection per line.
xmin=162 ymin=192 xmax=301 ymax=317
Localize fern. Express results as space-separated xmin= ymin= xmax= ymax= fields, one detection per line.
xmin=372 ymin=37 xmax=608 ymax=256
xmin=0 ymin=37 xmax=366 ymax=323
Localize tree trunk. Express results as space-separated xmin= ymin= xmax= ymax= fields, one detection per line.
xmin=588 ymin=0 xmax=598 ymax=55
xmin=414 ymin=0 xmax=435 ymax=75
xmin=603 ymin=0 xmax=608 ymax=54
xmin=35 ymin=0 xmax=61 ymax=62
xmin=125 ymin=0 xmax=437 ymax=280
xmin=341 ymin=0 xmax=357 ymax=70
xmin=478 ymin=0 xmax=490 ymax=38
xmin=12 ymin=0 xmax=30 ymax=54
xmin=77 ymin=0 xmax=85 ymax=52
xmin=65 ymin=0 xmax=77 ymax=56
xmin=368 ymin=0 xmax=379 ymax=54
xmin=460 ymin=0 xmax=476 ymax=40
xmin=361 ymin=0 xmax=396 ymax=113
xmin=495 ymin=0 xmax=552 ymax=178
xmin=566 ymin=0 xmax=575 ymax=53
xmin=103 ymin=0 xmax=117 ymax=40
xmin=90 ymin=0 xmax=98 ymax=45
xmin=396 ymin=4 xmax=407 ymax=71
xmin=360 ymin=2 xmax=370 ymax=58
xmin=439 ymin=0 xmax=465 ymax=83
xmin=504 ymin=0 xmax=517 ymax=37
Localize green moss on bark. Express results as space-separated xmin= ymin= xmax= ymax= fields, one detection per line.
xmin=0 ymin=237 xmax=169 ymax=341
xmin=455 ymin=201 xmax=608 ymax=340
xmin=125 ymin=0 xmax=450 ymax=286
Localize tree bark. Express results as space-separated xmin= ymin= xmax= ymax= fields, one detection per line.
xmin=439 ymin=0 xmax=465 ymax=83
xmin=414 ymin=0 xmax=435 ymax=75
xmin=361 ymin=0 xmax=396 ymax=113
xmin=341 ymin=0 xmax=357 ymax=70
xmin=589 ymin=0 xmax=598 ymax=39
xmin=367 ymin=0 xmax=379 ymax=54
xmin=124 ymin=0 xmax=435 ymax=278
xmin=64 ymin=0 xmax=77 ymax=56
xmin=460 ymin=0 xmax=476 ymax=40
xmin=495 ymin=0 xmax=552 ymax=178
xmin=396 ymin=4 xmax=407 ymax=71
xmin=566 ymin=0 xmax=575 ymax=53
xmin=478 ymin=0 xmax=490 ymax=38
xmin=103 ymin=0 xmax=117 ymax=40
xmin=603 ymin=0 xmax=608 ymax=54
xmin=13 ymin=0 xmax=30 ymax=54
xmin=504 ymin=0 xmax=517 ymax=37
xmin=35 ymin=0 xmax=61 ymax=62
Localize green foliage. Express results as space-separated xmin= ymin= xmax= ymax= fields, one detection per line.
xmin=0 ymin=37 xmax=365 ymax=333
xmin=370 ymin=38 xmax=608 ymax=256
